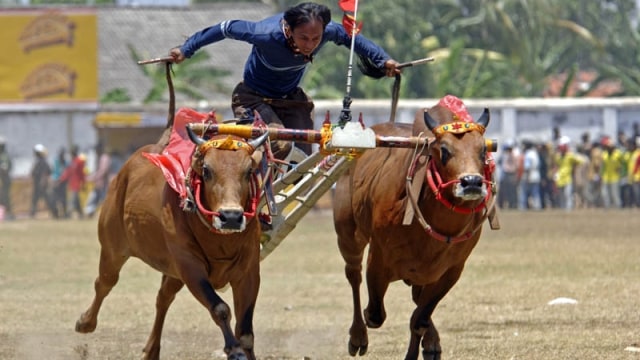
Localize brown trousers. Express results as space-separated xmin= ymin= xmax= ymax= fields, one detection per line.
xmin=231 ymin=82 xmax=314 ymax=155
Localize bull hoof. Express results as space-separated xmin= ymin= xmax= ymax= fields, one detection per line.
xmin=422 ymin=349 xmax=441 ymax=360
xmin=75 ymin=314 xmax=96 ymax=333
xmin=348 ymin=340 xmax=368 ymax=356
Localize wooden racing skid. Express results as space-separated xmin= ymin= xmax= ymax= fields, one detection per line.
xmin=187 ymin=113 xmax=437 ymax=260
xmin=139 ymin=56 xmax=445 ymax=260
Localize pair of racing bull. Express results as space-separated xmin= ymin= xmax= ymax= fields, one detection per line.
xmin=75 ymin=65 xmax=499 ymax=360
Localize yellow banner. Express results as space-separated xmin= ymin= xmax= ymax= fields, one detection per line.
xmin=0 ymin=9 xmax=97 ymax=103
xmin=94 ymin=112 xmax=142 ymax=126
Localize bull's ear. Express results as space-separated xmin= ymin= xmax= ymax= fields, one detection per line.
xmin=423 ymin=110 xmax=439 ymax=131
xmin=476 ymin=108 xmax=490 ymax=127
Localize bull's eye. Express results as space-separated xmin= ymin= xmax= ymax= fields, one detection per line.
xmin=440 ymin=146 xmax=451 ymax=166
xmin=202 ymin=165 xmax=213 ymax=181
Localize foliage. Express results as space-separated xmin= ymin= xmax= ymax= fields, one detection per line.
xmin=294 ymin=0 xmax=640 ymax=99
xmin=100 ymin=88 xmax=131 ymax=103
xmin=126 ymin=44 xmax=231 ymax=104
xmin=18 ymin=0 xmax=640 ymax=98
xmin=27 ymin=0 xmax=640 ymax=99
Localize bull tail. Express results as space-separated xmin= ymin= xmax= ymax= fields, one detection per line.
xmin=156 ymin=61 xmax=176 ymax=147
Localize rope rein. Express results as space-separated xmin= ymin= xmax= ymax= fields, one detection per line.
xmin=183 ymin=137 xmax=268 ymax=233
xmin=404 ymin=128 xmax=496 ymax=244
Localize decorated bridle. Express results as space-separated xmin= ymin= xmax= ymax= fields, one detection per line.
xmin=184 ymin=128 xmax=270 ymax=233
xmin=406 ymin=112 xmax=498 ymax=244
xmin=426 ymin=120 xmax=496 ymax=215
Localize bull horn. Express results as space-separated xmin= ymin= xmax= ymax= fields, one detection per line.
xmin=423 ymin=110 xmax=439 ymax=131
xmin=476 ymin=108 xmax=490 ymax=127
xmin=186 ymin=125 xmax=206 ymax=146
xmin=247 ymin=131 xmax=270 ymax=151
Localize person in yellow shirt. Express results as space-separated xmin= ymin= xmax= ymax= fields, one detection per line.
xmin=630 ymin=137 xmax=640 ymax=207
xmin=553 ymin=136 xmax=585 ymax=210
xmin=600 ymin=137 xmax=622 ymax=208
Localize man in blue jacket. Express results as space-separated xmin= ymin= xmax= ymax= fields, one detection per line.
xmin=170 ymin=2 xmax=400 ymax=157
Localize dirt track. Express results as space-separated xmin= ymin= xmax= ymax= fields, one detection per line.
xmin=1 ymin=209 xmax=639 ymax=359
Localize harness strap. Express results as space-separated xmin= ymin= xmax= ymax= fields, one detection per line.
xmin=404 ymin=154 xmax=497 ymax=244
xmin=184 ymin=182 xmax=215 ymax=232
xmin=402 ymin=155 xmax=426 ymax=225
xmin=186 ymin=167 xmax=264 ymax=234
xmin=426 ymin=160 xmax=492 ymax=214
xmin=402 ymin=134 xmax=429 ymax=225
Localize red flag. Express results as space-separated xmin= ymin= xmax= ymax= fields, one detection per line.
xmin=339 ymin=0 xmax=356 ymax=12
xmin=339 ymin=0 xmax=362 ymax=35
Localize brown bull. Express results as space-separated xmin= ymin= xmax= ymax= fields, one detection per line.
xmin=333 ymin=96 xmax=497 ymax=360
xmin=75 ymin=112 xmax=269 ymax=360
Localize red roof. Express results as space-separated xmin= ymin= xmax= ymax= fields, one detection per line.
xmin=543 ymin=70 xmax=622 ymax=97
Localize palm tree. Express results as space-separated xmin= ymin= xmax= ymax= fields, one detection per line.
xmin=128 ymin=44 xmax=231 ymax=104
xmin=462 ymin=0 xmax=603 ymax=96
xmin=300 ymin=0 xmax=632 ymax=98
xmin=101 ymin=44 xmax=231 ymax=104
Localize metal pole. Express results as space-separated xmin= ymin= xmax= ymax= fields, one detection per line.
xmin=338 ymin=0 xmax=360 ymax=128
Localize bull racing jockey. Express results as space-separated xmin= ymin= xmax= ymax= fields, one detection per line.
xmin=169 ymin=1 xmax=400 ymax=159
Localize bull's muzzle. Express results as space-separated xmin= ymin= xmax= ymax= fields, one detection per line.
xmin=215 ymin=208 xmax=246 ymax=231
xmin=455 ymin=174 xmax=487 ymax=200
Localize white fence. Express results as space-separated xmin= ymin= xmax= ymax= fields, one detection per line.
xmin=2 ymin=97 xmax=640 ymax=176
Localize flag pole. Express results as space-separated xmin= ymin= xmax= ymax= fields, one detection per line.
xmin=338 ymin=0 xmax=360 ymax=128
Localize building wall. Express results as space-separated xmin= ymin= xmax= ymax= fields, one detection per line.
xmin=314 ymin=97 xmax=640 ymax=148
xmin=2 ymin=97 xmax=640 ymax=178
xmin=2 ymin=97 xmax=640 ymax=218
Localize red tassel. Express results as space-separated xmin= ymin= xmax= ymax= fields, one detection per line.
xmin=339 ymin=0 xmax=362 ymax=35
xmin=342 ymin=13 xmax=362 ymax=35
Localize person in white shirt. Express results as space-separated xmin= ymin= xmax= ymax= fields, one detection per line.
xmin=520 ymin=139 xmax=541 ymax=210
xmin=84 ymin=142 xmax=112 ymax=218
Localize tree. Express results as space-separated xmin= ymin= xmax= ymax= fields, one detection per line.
xmin=122 ymin=44 xmax=231 ymax=104
xmin=19 ymin=0 xmax=640 ymax=100
xmin=296 ymin=0 xmax=638 ymax=99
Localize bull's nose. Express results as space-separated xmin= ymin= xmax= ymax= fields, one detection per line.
xmin=460 ymin=174 xmax=483 ymax=189
xmin=218 ymin=209 xmax=244 ymax=230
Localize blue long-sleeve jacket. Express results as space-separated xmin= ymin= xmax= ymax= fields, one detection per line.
xmin=180 ymin=13 xmax=391 ymax=98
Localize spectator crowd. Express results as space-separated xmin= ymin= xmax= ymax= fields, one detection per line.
xmin=2 ymin=124 xmax=640 ymax=220
xmin=0 ymin=139 xmax=124 ymax=221
xmin=496 ymin=125 xmax=640 ymax=211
